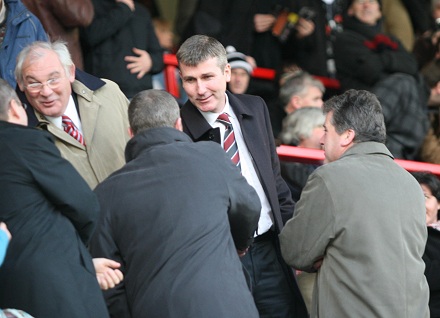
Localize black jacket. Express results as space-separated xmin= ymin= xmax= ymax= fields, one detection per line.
xmin=89 ymin=127 xmax=260 ymax=317
xmin=81 ymin=0 xmax=163 ymax=98
xmin=424 ymin=226 xmax=440 ymax=318
xmin=0 ymin=121 xmax=107 ymax=317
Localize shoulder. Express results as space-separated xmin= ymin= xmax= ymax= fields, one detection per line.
xmin=0 ymin=124 xmax=57 ymax=156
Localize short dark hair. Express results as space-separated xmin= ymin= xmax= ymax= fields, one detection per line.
xmin=0 ymin=79 xmax=20 ymax=121
xmin=412 ymin=171 xmax=440 ymax=202
xmin=128 ymin=89 xmax=180 ymax=135
xmin=323 ymin=89 xmax=386 ymax=143
xmin=176 ymin=35 xmax=227 ymax=70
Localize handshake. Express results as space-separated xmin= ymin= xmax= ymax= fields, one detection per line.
xmin=364 ymin=34 xmax=398 ymax=52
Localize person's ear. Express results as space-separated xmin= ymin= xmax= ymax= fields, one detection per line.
xmin=128 ymin=127 xmax=134 ymax=138
xmin=68 ymin=64 xmax=76 ymax=83
xmin=8 ymin=99 xmax=27 ymax=125
xmin=174 ymin=117 xmax=183 ymax=131
xmin=434 ymin=81 xmax=440 ymax=95
xmin=341 ymin=129 xmax=355 ymax=147
xmin=224 ymin=64 xmax=231 ymax=83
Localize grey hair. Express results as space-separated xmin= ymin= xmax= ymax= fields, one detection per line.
xmin=176 ymin=35 xmax=228 ymax=70
xmin=128 ymin=89 xmax=180 ymax=135
xmin=279 ymin=71 xmax=325 ymax=107
xmin=280 ymin=107 xmax=325 ymax=145
xmin=0 ymin=79 xmax=20 ymax=121
xmin=323 ymin=89 xmax=386 ymax=143
xmin=15 ymin=41 xmax=74 ymax=86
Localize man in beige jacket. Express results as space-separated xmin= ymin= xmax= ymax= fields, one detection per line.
xmin=15 ymin=41 xmax=130 ymax=189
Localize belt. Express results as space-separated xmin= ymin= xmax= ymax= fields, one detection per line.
xmin=253 ymin=230 xmax=276 ymax=244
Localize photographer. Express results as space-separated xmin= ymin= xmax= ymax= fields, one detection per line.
xmin=281 ymin=0 xmax=346 ymax=78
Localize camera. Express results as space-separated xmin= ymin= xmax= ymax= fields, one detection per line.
xmin=272 ymin=7 xmax=316 ymax=42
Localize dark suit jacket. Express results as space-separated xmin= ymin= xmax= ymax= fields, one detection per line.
xmin=181 ymin=91 xmax=295 ymax=232
xmin=0 ymin=121 xmax=108 ymax=318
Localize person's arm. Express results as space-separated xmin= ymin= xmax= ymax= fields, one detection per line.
xmin=259 ymin=96 xmax=296 ymax=224
xmin=49 ymin=0 xmax=95 ymax=27
xmin=334 ymin=31 xmax=418 ymax=87
xmin=279 ymin=171 xmax=335 ymax=272
xmin=220 ymin=149 xmax=261 ymax=251
xmin=0 ymin=222 xmax=11 ymax=266
xmin=80 ymin=0 xmax=134 ymax=47
xmin=124 ymin=5 xmax=164 ymax=78
xmin=89 ymin=185 xmax=130 ymax=317
xmin=25 ymin=131 xmax=100 ymax=244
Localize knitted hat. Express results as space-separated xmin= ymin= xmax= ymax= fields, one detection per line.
xmin=226 ymin=46 xmax=253 ymax=74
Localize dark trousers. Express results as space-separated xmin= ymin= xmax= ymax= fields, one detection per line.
xmin=241 ymin=232 xmax=308 ymax=318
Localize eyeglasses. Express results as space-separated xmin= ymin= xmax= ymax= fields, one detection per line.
xmin=354 ymin=0 xmax=378 ymax=4
xmin=24 ymin=77 xmax=62 ymax=93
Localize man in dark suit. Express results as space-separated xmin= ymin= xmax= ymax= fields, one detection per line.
xmin=177 ymin=34 xmax=308 ymax=318
xmin=0 ymin=79 xmax=111 ymax=317
xmin=89 ymin=89 xmax=261 ymax=317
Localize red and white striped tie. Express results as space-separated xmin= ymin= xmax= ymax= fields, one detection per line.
xmin=217 ymin=113 xmax=240 ymax=169
xmin=62 ymin=115 xmax=85 ymax=146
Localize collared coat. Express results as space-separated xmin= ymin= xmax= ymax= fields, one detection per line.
xmin=21 ymin=70 xmax=130 ymax=189
xmin=280 ymin=142 xmax=430 ymax=318
xmin=180 ymin=91 xmax=308 ymax=316
xmin=181 ymin=91 xmax=293 ymax=229
xmin=0 ymin=121 xmax=108 ymax=318
xmin=89 ymin=127 xmax=260 ymax=317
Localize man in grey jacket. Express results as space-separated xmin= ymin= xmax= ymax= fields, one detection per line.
xmin=279 ymin=89 xmax=429 ymax=317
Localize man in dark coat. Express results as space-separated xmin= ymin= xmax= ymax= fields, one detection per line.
xmin=333 ymin=0 xmax=429 ymax=160
xmin=0 ymin=80 xmax=109 ymax=317
xmin=80 ymin=0 xmax=164 ymax=98
xmin=89 ymin=89 xmax=261 ymax=317
xmin=177 ymin=35 xmax=308 ymax=318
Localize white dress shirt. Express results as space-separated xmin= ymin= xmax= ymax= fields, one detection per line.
xmin=199 ymin=94 xmax=274 ymax=236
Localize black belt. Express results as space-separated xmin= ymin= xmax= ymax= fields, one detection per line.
xmin=253 ymin=230 xmax=276 ymax=244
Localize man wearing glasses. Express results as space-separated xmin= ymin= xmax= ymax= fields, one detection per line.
xmin=15 ymin=40 xmax=130 ymax=189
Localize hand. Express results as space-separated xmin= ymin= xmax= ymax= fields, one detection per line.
xmin=313 ymin=258 xmax=323 ymax=270
xmin=93 ymin=258 xmax=124 ymax=290
xmin=0 ymin=222 xmax=11 ymax=241
xmin=254 ymin=14 xmax=276 ymax=33
xmin=125 ymin=47 xmax=153 ymax=79
xmin=237 ymin=247 xmax=249 ymax=257
xmin=295 ymin=18 xmax=315 ymax=39
xmin=116 ymin=0 xmax=135 ymax=11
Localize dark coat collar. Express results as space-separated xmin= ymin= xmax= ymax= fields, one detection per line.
xmin=125 ymin=127 xmax=192 ymax=162
xmin=181 ymin=91 xmax=254 ymax=141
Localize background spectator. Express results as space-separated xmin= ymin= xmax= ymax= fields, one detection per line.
xmin=334 ymin=0 xmax=429 ymax=160
xmin=21 ymin=0 xmax=94 ymax=70
xmin=80 ymin=0 xmax=164 ymax=99
xmin=226 ymin=46 xmax=254 ymax=95
xmin=412 ymin=171 xmax=440 ymax=318
xmin=0 ymin=0 xmax=47 ymax=88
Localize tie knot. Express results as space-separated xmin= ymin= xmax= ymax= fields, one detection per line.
xmin=62 ymin=115 xmax=73 ymax=125
xmin=217 ymin=113 xmax=231 ymax=126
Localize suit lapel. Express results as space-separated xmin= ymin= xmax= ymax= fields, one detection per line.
xmin=73 ymin=80 xmax=99 ymax=148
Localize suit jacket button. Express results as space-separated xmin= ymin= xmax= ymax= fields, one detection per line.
xmin=208 ymin=134 xmax=214 ymax=140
